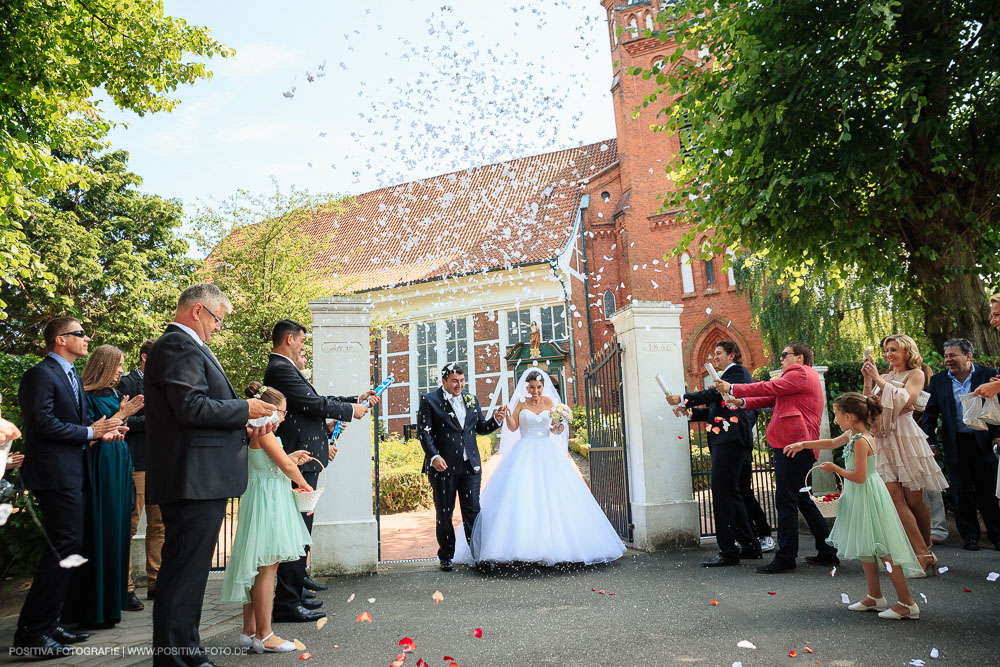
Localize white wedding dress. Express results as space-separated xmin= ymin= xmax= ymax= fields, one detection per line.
xmin=454 ymin=407 xmax=626 ymax=566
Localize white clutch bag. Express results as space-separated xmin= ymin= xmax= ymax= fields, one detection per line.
xmin=888 ymin=379 xmax=930 ymax=413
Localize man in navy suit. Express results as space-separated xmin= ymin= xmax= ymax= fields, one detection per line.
xmin=921 ymin=338 xmax=1000 ymax=551
xmin=13 ymin=317 xmax=126 ymax=659
xmin=418 ymin=364 xmax=506 ymax=571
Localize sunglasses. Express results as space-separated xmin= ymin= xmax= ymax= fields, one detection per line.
xmin=780 ymin=351 xmax=793 ymax=359
xmin=59 ymin=330 xmax=87 ymax=338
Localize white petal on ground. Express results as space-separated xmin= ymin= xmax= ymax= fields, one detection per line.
xmin=986 ymin=572 xmax=999 ymax=582
xmin=59 ymin=554 xmax=88 ymax=568
xmin=0 ymin=503 xmax=12 ymax=526
xmin=736 ymin=640 xmax=756 ymax=650
xmin=841 ymin=593 xmax=850 ymax=604
xmin=930 ymin=648 xmax=939 ymax=658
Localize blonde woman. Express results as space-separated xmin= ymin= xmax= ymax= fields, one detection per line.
xmin=61 ymin=345 xmax=144 ymax=628
xmin=862 ymin=334 xmax=948 ymax=575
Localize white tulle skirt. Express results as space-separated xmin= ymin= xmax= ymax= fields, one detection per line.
xmin=454 ymin=435 xmax=626 ymax=566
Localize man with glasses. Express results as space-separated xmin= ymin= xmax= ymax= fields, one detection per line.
xmin=13 ymin=317 xmax=127 ymax=659
xmin=144 ymin=284 xmax=277 ymax=667
xmin=715 ymin=342 xmax=839 ymax=574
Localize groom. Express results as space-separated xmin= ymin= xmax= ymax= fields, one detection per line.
xmin=418 ymin=363 xmax=506 ymax=571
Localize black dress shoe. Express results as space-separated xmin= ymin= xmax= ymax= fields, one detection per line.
xmin=12 ymin=633 xmax=74 ymax=660
xmin=51 ymin=626 xmax=90 ymax=644
xmin=303 ymin=575 xmax=328 ymax=591
xmin=440 ymin=559 xmax=454 ymax=572
xmin=739 ymin=547 xmax=763 ymax=560
xmin=964 ymin=538 xmax=980 ymax=551
xmin=701 ymin=554 xmax=740 ymax=567
xmin=125 ymin=591 xmax=145 ymax=611
xmin=272 ymin=605 xmax=326 ymax=623
xmin=805 ymin=554 xmax=840 ymax=566
xmin=756 ymin=560 xmax=796 ymax=574
xmin=301 ymin=598 xmax=323 ymax=610
xmin=303 ymin=589 xmax=316 ymax=599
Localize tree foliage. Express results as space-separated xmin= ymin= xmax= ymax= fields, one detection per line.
xmin=0 ymin=0 xmax=231 ymax=312
xmin=633 ymin=0 xmax=1000 ymax=354
xmin=0 ymin=150 xmax=195 ymax=356
xmin=191 ymin=186 xmax=352 ymax=393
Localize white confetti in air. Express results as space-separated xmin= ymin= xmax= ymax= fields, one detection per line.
xmin=919 ymin=593 xmax=928 ymax=603
xmin=799 ymin=486 xmax=812 ymax=493
xmin=937 ymin=566 xmax=948 ymax=574
xmin=736 ymin=640 xmax=756 ymax=650
xmin=59 ymin=554 xmax=88 ymax=568
xmin=987 ymin=572 xmax=999 ymax=582
xmin=705 ymin=307 xmax=712 ymax=314
xmin=732 ymin=663 xmax=743 ymax=667
xmin=840 ymin=593 xmax=850 ymax=604
xmin=0 ymin=503 xmax=12 ymax=526
xmin=930 ymin=648 xmax=939 ymax=658
xmin=885 ymin=561 xmax=893 ymax=573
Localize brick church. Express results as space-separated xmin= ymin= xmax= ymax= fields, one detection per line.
xmin=297 ymin=0 xmax=766 ymax=436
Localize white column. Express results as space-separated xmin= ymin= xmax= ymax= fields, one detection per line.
xmin=768 ymin=365 xmax=835 ymax=493
xmin=610 ymin=301 xmax=699 ymax=550
xmin=308 ymin=296 xmax=377 ymax=574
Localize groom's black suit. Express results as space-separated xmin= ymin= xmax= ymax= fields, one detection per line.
xmin=417 ymin=387 xmax=502 ymax=561
xmin=144 ymin=324 xmax=250 ymax=667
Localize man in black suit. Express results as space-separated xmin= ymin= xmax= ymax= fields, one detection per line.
xmin=13 ymin=317 xmax=126 ymax=659
xmin=417 ymin=363 xmax=506 ymax=571
xmin=667 ymin=340 xmax=761 ymax=566
xmin=264 ymin=319 xmax=376 ymax=622
xmin=921 ymin=338 xmax=1000 ymax=551
xmin=144 ymin=284 xmax=277 ymax=667
xmin=116 ymin=338 xmax=163 ymax=607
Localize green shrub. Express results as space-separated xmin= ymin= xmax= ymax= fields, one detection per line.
xmin=0 ymin=491 xmax=45 ymax=578
xmin=568 ymin=437 xmax=588 ymax=458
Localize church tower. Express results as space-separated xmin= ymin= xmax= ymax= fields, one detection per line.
xmin=578 ymin=1 xmax=765 ymax=387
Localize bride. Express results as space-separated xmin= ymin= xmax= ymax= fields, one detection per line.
xmin=454 ymin=368 xmax=626 ymax=566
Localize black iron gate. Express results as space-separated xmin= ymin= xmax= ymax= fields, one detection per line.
xmin=689 ymin=410 xmax=778 ymax=537
xmin=584 ymin=343 xmax=633 ymax=541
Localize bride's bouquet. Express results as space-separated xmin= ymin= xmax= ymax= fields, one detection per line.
xmin=549 ymin=403 xmax=573 ymax=428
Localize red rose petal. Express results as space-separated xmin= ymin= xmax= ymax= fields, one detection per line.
xmin=804 ymin=647 xmax=814 ymax=654
xmin=444 ymin=658 xmax=454 ymax=662
xmin=710 ymin=599 xmax=719 ymax=606
xmin=417 ymin=660 xmax=428 ymax=667
xmin=768 ymin=591 xmax=776 ymax=595
xmin=598 ymin=590 xmax=605 ymax=594
xmin=729 ymin=416 xmax=738 ymax=422
xmin=299 ymin=654 xmax=312 ymax=661
xmin=399 ymin=638 xmax=416 ymax=652
xmin=789 ymin=650 xmax=797 ymax=657
xmin=356 ymin=611 xmax=372 ymax=622
xmin=473 ymin=628 xmax=483 ymax=638
xmin=712 ymin=427 xmax=721 ymax=434
xmin=964 ymin=588 xmax=971 ymax=592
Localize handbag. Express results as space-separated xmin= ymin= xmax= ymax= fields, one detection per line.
xmin=959 ymin=393 xmax=989 ymax=431
xmin=978 ymin=395 xmax=1000 ymax=426
xmin=888 ymin=379 xmax=931 ymax=413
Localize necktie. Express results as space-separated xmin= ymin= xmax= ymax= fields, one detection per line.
xmin=68 ymin=369 xmax=80 ymax=404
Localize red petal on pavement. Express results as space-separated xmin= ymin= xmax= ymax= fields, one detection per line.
xmin=444 ymin=658 xmax=454 ymax=662
xmin=399 ymin=638 xmax=416 ymax=652
xmin=710 ymin=599 xmax=719 ymax=606
xmin=417 ymin=660 xmax=428 ymax=667
xmin=598 ymin=590 xmax=605 ymax=594
xmin=964 ymin=588 xmax=971 ymax=592
xmin=591 ymin=588 xmax=596 ymax=591
xmin=356 ymin=611 xmax=373 ymax=622
xmin=391 ymin=661 xmax=405 ymax=667
xmin=803 ymin=647 xmax=814 ymax=654
xmin=299 ymin=654 xmax=312 ymax=660
xmin=789 ymin=650 xmax=797 ymax=657
xmin=768 ymin=591 xmax=776 ymax=595
xmin=473 ymin=628 xmax=483 ymax=638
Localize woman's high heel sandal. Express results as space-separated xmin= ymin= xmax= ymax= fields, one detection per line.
xmin=251 ymin=632 xmax=296 ymax=653
xmin=916 ymin=552 xmax=938 ymax=577
xmin=848 ymin=596 xmax=888 ymax=612
xmin=878 ymin=602 xmax=919 ymax=620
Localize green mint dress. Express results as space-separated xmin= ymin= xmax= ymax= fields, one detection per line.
xmin=222 ymin=442 xmax=311 ymax=604
xmin=826 ymin=433 xmax=923 ymax=578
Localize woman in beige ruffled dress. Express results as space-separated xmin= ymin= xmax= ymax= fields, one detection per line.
xmin=862 ymin=334 xmax=948 ymax=575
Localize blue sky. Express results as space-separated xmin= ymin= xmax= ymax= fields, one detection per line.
xmin=104 ymin=1 xmax=619 ymax=209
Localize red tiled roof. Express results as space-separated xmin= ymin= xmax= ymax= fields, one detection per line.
xmin=302 ymin=139 xmax=619 ymax=292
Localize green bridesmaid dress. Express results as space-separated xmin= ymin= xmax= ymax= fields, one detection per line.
xmin=826 ymin=433 xmax=923 ymax=578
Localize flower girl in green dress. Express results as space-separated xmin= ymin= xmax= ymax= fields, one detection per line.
xmin=784 ymin=392 xmax=923 ymax=620
xmin=222 ymin=383 xmax=314 ymax=652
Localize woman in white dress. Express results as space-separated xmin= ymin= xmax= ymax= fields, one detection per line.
xmin=454 ymin=369 xmax=626 ymax=566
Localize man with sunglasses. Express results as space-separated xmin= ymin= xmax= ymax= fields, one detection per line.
xmin=13 ymin=317 xmax=127 ymax=659
xmin=715 ymin=342 xmax=839 ymax=574
xmin=144 ymin=284 xmax=277 ymax=667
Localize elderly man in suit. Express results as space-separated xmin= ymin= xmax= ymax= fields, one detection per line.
xmin=668 ymin=340 xmax=762 ymax=566
xmin=716 ymin=342 xmax=839 ymax=574
xmin=13 ymin=317 xmax=127 ymax=659
xmin=921 ymin=338 xmax=1000 ymax=551
xmin=418 ymin=363 xmax=506 ymax=571
xmin=145 ymin=284 xmax=277 ymax=667
xmin=264 ymin=319 xmax=377 ymax=622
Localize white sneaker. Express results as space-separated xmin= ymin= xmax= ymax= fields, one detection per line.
xmin=759 ymin=536 xmax=776 ymax=552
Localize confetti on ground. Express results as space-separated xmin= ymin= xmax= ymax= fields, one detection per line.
xmin=59 ymin=554 xmax=88 ymax=568
xmin=737 ymin=640 xmax=757 ymax=649
xmin=432 ymin=590 xmax=444 ymax=604
xmin=789 ymin=650 xmax=797 ymax=657
xmin=963 ymin=588 xmax=971 ymax=592
xmin=399 ymin=637 xmax=416 ymax=652
xmin=473 ymin=628 xmax=483 ymax=638
xmin=417 ymin=660 xmax=428 ymax=667
xmin=732 ymin=663 xmax=742 ymax=667
xmin=930 ymin=648 xmax=939 ymax=658
xmin=937 ymin=566 xmax=948 ymax=574
xmin=830 ymin=567 xmax=837 ymax=577
xmin=804 ymin=647 xmax=814 ymax=654
xmin=293 ymin=639 xmax=307 ymax=651
xmin=710 ymin=599 xmax=719 ymax=606
xmin=368 ymin=598 xmax=376 ymax=603
xmin=910 ymin=660 xmax=926 ymax=666
xmin=768 ymin=591 xmax=776 ymax=595
xmin=347 ymin=593 xmax=356 ymax=603
xmin=840 ymin=593 xmax=850 ymax=604
xmin=920 ymin=593 xmax=928 ymax=603
xmin=356 ymin=611 xmax=373 ymax=622
xmin=987 ymin=572 xmax=999 ymax=582
xmin=298 ymin=653 xmax=312 ymax=661
xmin=885 ymin=561 xmax=893 ymax=573
xmin=316 ymin=617 xmax=327 ymax=630
xmin=598 ymin=590 xmax=605 ymax=594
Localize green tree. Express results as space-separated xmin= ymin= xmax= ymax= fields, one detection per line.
xmin=0 ymin=150 xmax=195 ymax=356
xmin=633 ymin=1 xmax=1000 ymax=354
xmin=191 ymin=186 xmax=352 ymax=392
xmin=0 ymin=0 xmax=231 ymax=313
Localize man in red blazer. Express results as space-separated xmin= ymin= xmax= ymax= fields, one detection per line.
xmin=715 ymin=342 xmax=839 ymax=573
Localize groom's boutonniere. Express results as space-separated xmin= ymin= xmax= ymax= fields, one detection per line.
xmin=300 ymin=368 xmax=312 ymax=381
xmin=463 ymin=393 xmax=475 ymax=408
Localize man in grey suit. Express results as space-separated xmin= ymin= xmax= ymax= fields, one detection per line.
xmin=144 ymin=285 xmax=276 ymax=667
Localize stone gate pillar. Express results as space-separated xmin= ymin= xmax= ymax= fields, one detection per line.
xmin=308 ymin=297 xmax=377 ymax=574
xmin=610 ymin=302 xmax=699 ymax=550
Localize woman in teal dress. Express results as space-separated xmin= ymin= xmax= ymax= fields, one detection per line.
xmin=222 ymin=383 xmax=313 ymax=654
xmin=62 ymin=345 xmax=144 ymax=628
xmin=785 ymin=392 xmax=923 ymax=621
